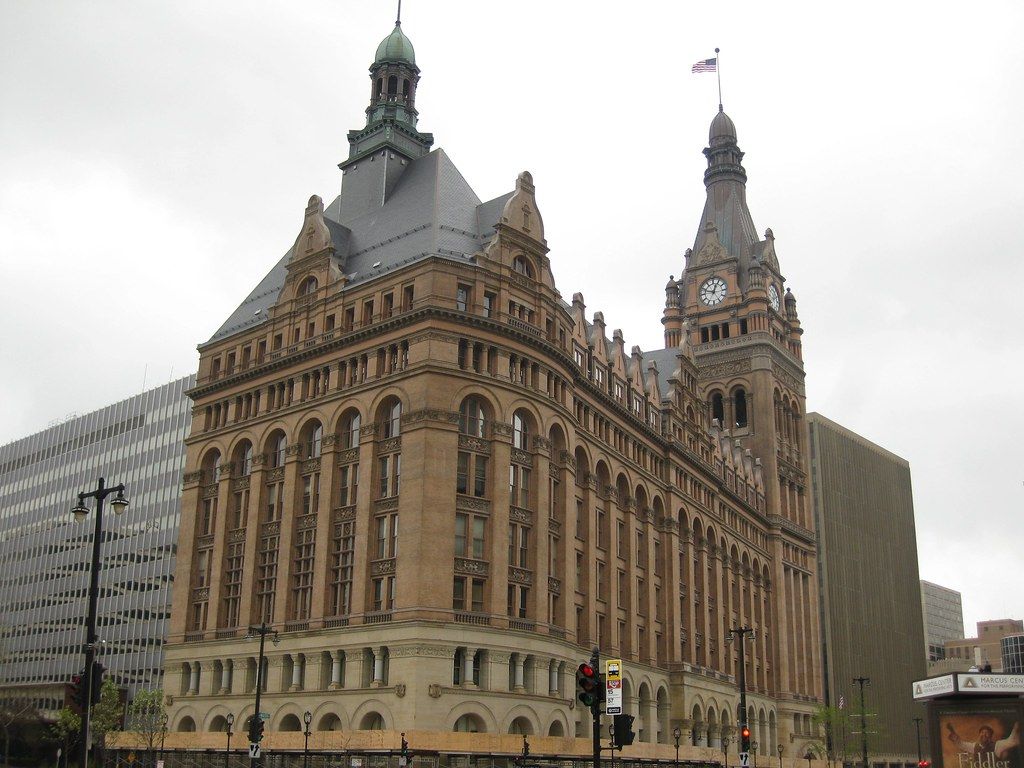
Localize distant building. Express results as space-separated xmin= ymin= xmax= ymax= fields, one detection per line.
xmin=807 ymin=413 xmax=927 ymax=765
xmin=1002 ymin=634 xmax=1024 ymax=674
xmin=920 ymin=580 xmax=964 ymax=663
xmin=0 ymin=376 xmax=193 ymax=716
xmin=942 ymin=619 xmax=1024 ymax=673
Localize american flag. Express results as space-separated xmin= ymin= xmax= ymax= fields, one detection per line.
xmin=838 ymin=694 xmax=846 ymax=710
xmin=692 ymin=57 xmax=717 ymax=73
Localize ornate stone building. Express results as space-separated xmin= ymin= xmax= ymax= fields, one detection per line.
xmin=162 ymin=14 xmax=822 ymax=757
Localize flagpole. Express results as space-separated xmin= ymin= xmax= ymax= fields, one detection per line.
xmin=715 ymin=47 xmax=722 ymax=109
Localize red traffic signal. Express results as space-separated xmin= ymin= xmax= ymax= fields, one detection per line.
xmin=576 ymin=662 xmax=602 ymax=708
xmin=742 ymin=727 xmax=751 ymax=739
xmin=918 ymin=762 xmax=931 ymax=767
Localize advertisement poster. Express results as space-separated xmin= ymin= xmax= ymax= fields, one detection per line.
xmin=936 ymin=705 xmax=1022 ymax=768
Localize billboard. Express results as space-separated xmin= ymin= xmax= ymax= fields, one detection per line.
xmin=930 ymin=699 xmax=1022 ymax=768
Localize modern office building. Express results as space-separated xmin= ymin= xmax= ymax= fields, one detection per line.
xmin=0 ymin=376 xmax=194 ymax=715
xmin=807 ymin=413 xmax=927 ymax=765
xmin=1002 ymin=634 xmax=1024 ymax=674
xmin=943 ymin=619 xmax=1024 ymax=672
xmin=920 ymin=581 xmax=964 ymax=664
xmin=160 ymin=11 xmax=824 ymax=758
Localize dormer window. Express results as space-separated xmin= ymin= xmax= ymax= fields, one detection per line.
xmin=512 ymin=256 xmax=533 ymax=278
xmin=299 ymin=276 xmax=319 ymax=296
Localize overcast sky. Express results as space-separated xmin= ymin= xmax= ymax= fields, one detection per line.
xmin=2 ymin=1 xmax=1022 ymax=635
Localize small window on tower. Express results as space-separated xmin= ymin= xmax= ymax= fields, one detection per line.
xmin=734 ymin=389 xmax=748 ymax=428
xmin=388 ymin=76 xmax=398 ymax=95
xmin=711 ymin=393 xmax=725 ymax=426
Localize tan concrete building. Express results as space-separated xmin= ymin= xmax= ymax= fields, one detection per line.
xmin=161 ymin=15 xmax=823 ymax=757
xmin=806 ymin=414 xmax=927 ymax=765
xmin=941 ymin=619 xmax=1024 ymax=673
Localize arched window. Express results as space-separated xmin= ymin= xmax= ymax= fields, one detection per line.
xmin=734 ymin=388 xmax=748 ymax=428
xmin=234 ymin=441 xmax=253 ymax=476
xmin=301 ymin=421 xmax=323 ymax=459
xmin=512 ymin=410 xmax=530 ymax=450
xmin=361 ymin=712 xmax=386 ymax=730
xmin=380 ymin=399 xmax=402 ymax=439
xmin=387 ymin=76 xmax=398 ymax=95
xmin=512 ymin=256 xmax=534 ymax=277
xmin=375 ymin=78 xmax=383 ymax=98
xmin=269 ymin=433 xmax=287 ymax=468
xmin=299 ymin=276 xmax=318 ymax=296
xmin=460 ymin=397 xmax=486 ymax=437
xmin=454 ymin=714 xmax=483 ymax=733
xmin=339 ymin=410 xmax=361 ymax=450
xmin=711 ymin=393 xmax=724 ymax=426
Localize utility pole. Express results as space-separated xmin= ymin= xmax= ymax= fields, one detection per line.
xmin=853 ymin=677 xmax=870 ymax=768
xmin=912 ymin=718 xmax=923 ymax=766
xmin=728 ymin=626 xmax=756 ymax=758
xmin=591 ymin=647 xmax=602 ymax=768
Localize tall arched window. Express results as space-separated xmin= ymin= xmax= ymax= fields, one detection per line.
xmin=512 ymin=256 xmax=534 ymax=277
xmin=734 ymin=388 xmax=748 ymax=428
xmin=339 ymin=410 xmax=361 ymax=450
xmin=382 ymin=399 xmax=402 ymax=439
xmin=299 ymin=276 xmax=319 ymax=296
xmin=301 ymin=421 xmax=323 ymax=459
xmin=269 ymin=433 xmax=287 ymax=468
xmin=710 ymin=393 xmax=725 ymax=426
xmin=512 ymin=410 xmax=530 ymax=450
xmin=460 ymin=396 xmax=486 ymax=437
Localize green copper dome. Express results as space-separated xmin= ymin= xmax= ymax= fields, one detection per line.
xmin=375 ymin=23 xmax=416 ymax=66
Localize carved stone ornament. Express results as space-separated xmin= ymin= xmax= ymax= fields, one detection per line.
xmin=197 ymin=534 xmax=214 ymax=549
xmin=231 ymin=476 xmax=250 ymax=491
xmin=227 ymin=529 xmax=246 ymax=543
xmin=511 ymin=449 xmax=532 ymax=466
xmin=456 ymin=496 xmax=490 ymax=514
xmin=428 ymin=683 xmax=442 ymax=699
xmin=547 ymin=576 xmax=561 ymax=595
xmin=251 ymin=453 xmax=268 ymax=468
xmin=696 ymin=222 xmax=726 ymax=265
xmin=302 ymin=458 xmax=321 ymax=474
xmin=508 ymin=566 xmax=533 ymax=585
xmin=202 ymin=484 xmax=219 ymax=499
xmin=458 ymin=435 xmax=490 ymax=454
xmin=291 ymin=194 xmax=333 ymax=261
xmin=183 ymin=470 xmax=203 ymax=487
xmin=455 ymin=558 xmax=489 ymax=576
xmin=491 ymin=422 xmax=513 ymax=437
xmin=266 ymin=468 xmax=285 ymax=483
xmin=375 ymin=497 xmax=399 ymax=512
xmin=192 ymin=587 xmax=210 ymax=602
xmin=262 ymin=521 xmax=281 ymax=537
xmin=560 ymin=451 xmax=577 ymax=471
xmin=297 ymin=513 xmax=317 ymax=531
xmin=333 ymin=506 xmax=356 ymax=523
xmin=532 ymin=435 xmax=551 ymax=452
xmin=321 ymin=434 xmax=339 ymax=448
xmin=402 ymin=408 xmax=460 ymax=426
xmin=378 ymin=437 xmax=401 ymax=454
xmin=509 ymin=507 xmax=532 ymax=525
xmin=395 ymin=684 xmax=406 ymax=698
xmin=371 ymin=558 xmax=397 ymax=576
xmin=360 ymin=423 xmax=378 ymax=439
xmin=700 ymin=360 xmax=752 ymax=379
xmin=336 ymin=448 xmax=359 ymax=465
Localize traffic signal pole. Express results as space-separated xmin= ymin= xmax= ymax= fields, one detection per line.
xmin=591 ymin=648 xmax=602 ymax=768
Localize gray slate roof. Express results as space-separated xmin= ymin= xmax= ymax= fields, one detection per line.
xmin=208 ymin=149 xmax=512 ymax=345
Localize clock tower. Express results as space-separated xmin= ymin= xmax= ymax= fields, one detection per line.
xmin=662 ymin=106 xmax=822 ymax=715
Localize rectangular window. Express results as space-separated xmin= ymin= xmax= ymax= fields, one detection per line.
xmin=362 ymin=300 xmax=374 ymax=324
xmin=292 ymin=527 xmax=316 ymax=620
xmin=372 ymin=576 xmax=395 ymax=611
xmin=507 ymin=584 xmax=528 ymax=619
xmin=597 ymin=561 xmax=606 ymax=600
xmin=636 ymin=531 xmax=646 ymax=567
xmin=195 ymin=549 xmax=211 ymax=587
xmin=458 ymin=451 xmax=488 ymax=498
xmin=256 ymin=532 xmax=279 ymax=623
xmin=330 ymin=520 xmax=355 ymax=616
xmin=509 ymin=465 xmax=531 ymax=508
xmin=375 ymin=513 xmax=399 ymax=559
xmin=402 ymin=284 xmax=414 ymax=311
xmin=325 ymin=314 xmax=336 ymax=332
xmin=482 ymin=291 xmax=495 ymax=318
xmin=222 ymin=540 xmax=244 ymax=628
xmin=383 ymin=292 xmax=394 ymax=318
xmin=378 ymin=454 xmax=401 ymax=497
xmin=456 ymin=284 xmax=470 ymax=311
xmin=508 ymin=523 xmax=529 ymax=568
xmin=265 ymin=482 xmax=283 ymax=521
xmin=454 ymin=513 xmax=467 ymax=557
xmin=452 ymin=577 xmax=466 ymax=610
xmin=338 ymin=463 xmax=358 ymax=506
xmin=301 ymin=473 xmax=320 ymax=515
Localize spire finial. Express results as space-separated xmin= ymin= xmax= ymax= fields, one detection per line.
xmin=396 ymin=0 xmax=402 ymax=25
xmin=715 ymin=47 xmax=723 ymax=111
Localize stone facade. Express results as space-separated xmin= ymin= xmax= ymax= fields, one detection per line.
xmin=160 ymin=18 xmax=823 ymax=757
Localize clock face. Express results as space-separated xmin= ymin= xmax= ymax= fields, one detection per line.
xmin=768 ymin=284 xmax=780 ymax=312
xmin=699 ymin=277 xmax=727 ymax=306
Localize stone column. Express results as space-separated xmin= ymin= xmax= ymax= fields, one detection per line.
xmin=220 ymin=660 xmax=231 ymax=694
xmin=290 ymin=654 xmax=303 ymax=690
xmin=189 ymin=662 xmax=200 ymax=695
xmin=372 ymin=646 xmax=386 ymax=686
xmin=513 ymin=653 xmax=526 ymax=691
xmin=548 ymin=660 xmax=559 ymax=696
xmin=463 ymin=647 xmax=476 ymax=687
xmin=330 ymin=651 xmax=343 ymax=689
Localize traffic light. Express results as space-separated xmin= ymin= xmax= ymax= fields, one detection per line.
xmin=91 ymin=662 xmax=106 ymax=705
xmin=401 ymin=732 xmax=409 ymax=760
xmin=249 ymin=716 xmax=265 ymax=743
xmin=69 ymin=673 xmax=84 ymax=709
xmin=741 ymin=726 xmax=751 ymax=753
xmin=612 ymin=714 xmax=636 ymax=747
xmin=576 ymin=662 xmax=603 ymax=708
xmin=918 ymin=761 xmax=931 ymax=768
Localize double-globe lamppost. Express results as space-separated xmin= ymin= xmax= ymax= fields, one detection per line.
xmin=777 ymin=743 xmax=784 ymax=768
xmin=225 ymin=713 xmax=235 ymax=768
xmin=71 ymin=478 xmax=129 ymax=768
xmin=723 ymin=736 xmax=731 ymax=768
xmin=673 ymin=727 xmax=682 ymax=768
xmin=303 ymin=711 xmax=312 ymax=768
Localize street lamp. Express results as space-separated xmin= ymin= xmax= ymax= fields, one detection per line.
xmin=246 ymin=623 xmax=279 ymax=768
xmin=71 ymin=478 xmax=128 ymax=768
xmin=723 ymin=736 xmax=731 ymax=768
xmin=727 ymin=626 xmax=756 ymax=757
xmin=673 ymin=727 xmax=682 ymax=768
xmin=853 ymin=677 xmax=871 ymax=768
xmin=777 ymin=743 xmax=784 ymax=768
xmin=805 ymin=751 xmax=814 ymax=768
xmin=225 ymin=713 xmax=235 ymax=768
xmin=303 ymin=711 xmax=312 ymax=768
xmin=912 ymin=717 xmax=923 ymax=766
xmin=159 ymin=712 xmax=168 ymax=768
xmin=751 ymin=741 xmax=759 ymax=768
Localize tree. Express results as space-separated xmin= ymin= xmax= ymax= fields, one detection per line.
xmin=1 ymin=696 xmax=42 ymax=767
xmin=51 ymin=708 xmax=82 ymax=768
xmin=125 ymin=689 xmax=167 ymax=768
xmin=89 ymin=678 xmax=124 ymax=763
